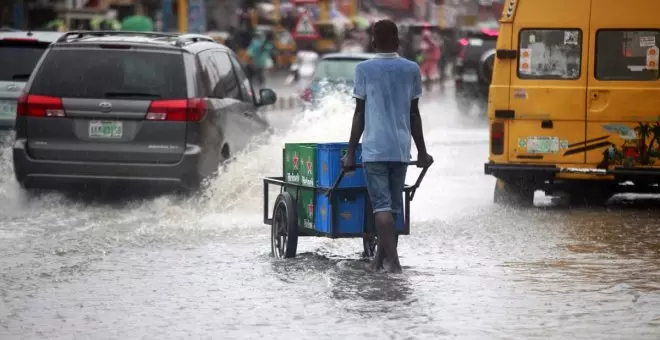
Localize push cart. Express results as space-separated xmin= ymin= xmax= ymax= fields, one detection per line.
xmin=263 ymin=162 xmax=430 ymax=258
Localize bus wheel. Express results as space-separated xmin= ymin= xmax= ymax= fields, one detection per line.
xmin=568 ymin=183 xmax=614 ymax=207
xmin=494 ymin=178 xmax=535 ymax=207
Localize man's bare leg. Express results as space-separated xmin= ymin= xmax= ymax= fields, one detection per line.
xmin=373 ymin=211 xmax=402 ymax=273
xmin=370 ymin=241 xmax=386 ymax=271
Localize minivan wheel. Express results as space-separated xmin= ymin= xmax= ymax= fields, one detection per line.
xmin=567 ymin=182 xmax=614 ymax=207
xmin=179 ymin=173 xmax=205 ymax=196
xmin=494 ymin=178 xmax=535 ymax=207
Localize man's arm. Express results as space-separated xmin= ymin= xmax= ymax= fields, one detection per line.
xmin=348 ymin=65 xmax=366 ymax=156
xmin=410 ymin=64 xmax=428 ymax=157
xmin=347 ymin=99 xmax=365 ymax=156
xmin=410 ymin=98 xmax=427 ymax=156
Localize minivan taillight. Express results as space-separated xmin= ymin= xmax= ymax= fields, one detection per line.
xmin=491 ymin=122 xmax=505 ymax=155
xmin=17 ymin=94 xmax=65 ymax=117
xmin=146 ymin=98 xmax=207 ymax=121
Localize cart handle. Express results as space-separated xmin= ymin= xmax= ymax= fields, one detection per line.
xmin=326 ymin=161 xmax=430 ymax=201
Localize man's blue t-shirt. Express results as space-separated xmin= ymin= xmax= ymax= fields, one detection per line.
xmin=353 ymin=53 xmax=422 ymax=163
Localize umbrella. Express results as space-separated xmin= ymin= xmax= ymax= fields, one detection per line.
xmin=121 ymin=15 xmax=154 ymax=32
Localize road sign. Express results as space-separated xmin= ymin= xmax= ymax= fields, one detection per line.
xmin=292 ymin=12 xmax=320 ymax=40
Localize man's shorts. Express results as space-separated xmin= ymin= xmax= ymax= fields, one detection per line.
xmin=363 ymin=162 xmax=408 ymax=214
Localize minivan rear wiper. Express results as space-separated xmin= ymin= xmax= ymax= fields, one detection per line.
xmin=104 ymin=91 xmax=161 ymax=98
xmin=11 ymin=73 xmax=31 ymax=80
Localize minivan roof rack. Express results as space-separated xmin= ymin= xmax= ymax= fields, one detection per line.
xmin=55 ymin=31 xmax=217 ymax=47
xmin=56 ymin=31 xmax=176 ymax=43
xmin=174 ymin=34 xmax=215 ymax=46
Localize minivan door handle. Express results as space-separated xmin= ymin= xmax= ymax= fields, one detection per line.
xmin=541 ymin=120 xmax=553 ymax=129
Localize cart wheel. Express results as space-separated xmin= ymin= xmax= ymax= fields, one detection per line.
xmin=271 ymin=192 xmax=298 ymax=259
xmin=362 ymin=234 xmax=399 ymax=258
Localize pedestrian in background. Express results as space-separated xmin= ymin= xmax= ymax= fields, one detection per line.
xmin=419 ymin=29 xmax=441 ymax=90
xmin=91 ymin=10 xmax=121 ymax=31
xmin=246 ymin=31 xmax=275 ymax=88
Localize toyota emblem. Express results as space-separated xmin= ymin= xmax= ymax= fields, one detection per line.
xmin=98 ymin=101 xmax=112 ymax=113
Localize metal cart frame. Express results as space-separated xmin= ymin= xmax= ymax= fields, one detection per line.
xmin=263 ymin=163 xmax=429 ymax=258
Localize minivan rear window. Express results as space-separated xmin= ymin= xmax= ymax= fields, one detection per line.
xmin=0 ymin=43 xmax=49 ymax=81
xmin=30 ymin=49 xmax=186 ymax=99
xmin=313 ymin=58 xmax=365 ymax=81
xmin=595 ymin=30 xmax=660 ymax=81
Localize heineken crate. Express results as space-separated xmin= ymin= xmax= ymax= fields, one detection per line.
xmin=283 ymin=143 xmax=317 ymax=185
xmin=284 ymin=186 xmax=316 ymax=230
xmin=317 ymin=142 xmax=365 ymax=188
xmin=315 ymin=190 xmax=366 ymax=235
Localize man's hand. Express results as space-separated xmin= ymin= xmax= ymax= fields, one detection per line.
xmin=416 ymin=152 xmax=434 ymax=168
xmin=342 ymin=152 xmax=356 ymax=171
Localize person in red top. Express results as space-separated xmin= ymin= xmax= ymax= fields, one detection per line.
xmin=419 ymin=30 xmax=441 ymax=90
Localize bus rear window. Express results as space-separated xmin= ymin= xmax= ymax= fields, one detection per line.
xmin=518 ymin=29 xmax=582 ymax=80
xmin=595 ymin=30 xmax=660 ymax=81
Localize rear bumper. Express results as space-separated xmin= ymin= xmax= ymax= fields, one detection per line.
xmin=485 ymin=162 xmax=660 ymax=181
xmin=13 ymin=139 xmax=202 ymax=188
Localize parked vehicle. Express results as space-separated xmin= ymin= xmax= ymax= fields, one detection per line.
xmin=0 ymin=31 xmax=63 ymax=129
xmin=454 ymin=26 xmax=498 ymax=116
xmin=300 ymin=52 xmax=375 ymax=107
xmin=13 ymin=31 xmax=277 ymax=192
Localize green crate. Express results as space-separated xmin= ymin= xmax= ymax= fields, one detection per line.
xmin=283 ymin=186 xmax=316 ymax=230
xmin=298 ymin=187 xmax=315 ymax=230
xmin=283 ymin=143 xmax=317 ymax=185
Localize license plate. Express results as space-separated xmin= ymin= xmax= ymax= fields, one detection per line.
xmin=526 ymin=137 xmax=560 ymax=153
xmin=89 ymin=120 xmax=123 ymax=138
xmin=0 ymin=100 xmax=17 ymax=117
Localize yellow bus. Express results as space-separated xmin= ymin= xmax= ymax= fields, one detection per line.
xmin=485 ymin=0 xmax=660 ymax=206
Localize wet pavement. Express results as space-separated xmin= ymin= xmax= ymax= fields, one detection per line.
xmin=0 ymin=86 xmax=659 ymax=339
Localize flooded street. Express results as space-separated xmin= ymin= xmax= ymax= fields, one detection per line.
xmin=0 ymin=88 xmax=659 ymax=339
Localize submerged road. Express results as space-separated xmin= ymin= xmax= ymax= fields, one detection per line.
xmin=0 ymin=86 xmax=659 ymax=339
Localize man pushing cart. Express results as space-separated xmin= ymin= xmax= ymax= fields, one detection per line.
xmin=263 ymin=19 xmax=433 ymax=274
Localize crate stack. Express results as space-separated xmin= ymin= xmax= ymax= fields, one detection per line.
xmin=283 ymin=142 xmax=404 ymax=236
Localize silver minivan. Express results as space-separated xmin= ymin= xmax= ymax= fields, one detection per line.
xmin=13 ymin=31 xmax=277 ymax=192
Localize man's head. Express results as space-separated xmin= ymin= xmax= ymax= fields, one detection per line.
xmin=371 ymin=19 xmax=399 ymax=53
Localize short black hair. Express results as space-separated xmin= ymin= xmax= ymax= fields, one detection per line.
xmin=372 ymin=19 xmax=399 ymax=50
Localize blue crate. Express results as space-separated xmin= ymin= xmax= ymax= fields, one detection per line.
xmin=315 ymin=191 xmax=366 ymax=235
xmin=317 ymin=142 xmax=366 ymax=188
xmin=395 ymin=212 xmax=405 ymax=232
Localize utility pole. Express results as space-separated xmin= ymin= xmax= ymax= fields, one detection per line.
xmin=177 ymin=0 xmax=187 ymax=32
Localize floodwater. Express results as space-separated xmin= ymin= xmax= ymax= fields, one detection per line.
xmin=0 ymin=85 xmax=659 ymax=340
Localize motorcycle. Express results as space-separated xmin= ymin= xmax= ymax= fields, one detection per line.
xmin=285 ymin=50 xmax=319 ymax=88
